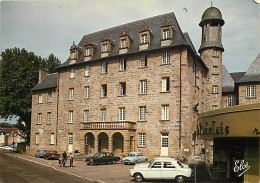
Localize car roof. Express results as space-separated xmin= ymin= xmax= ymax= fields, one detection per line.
xmin=153 ymin=156 xmax=177 ymax=161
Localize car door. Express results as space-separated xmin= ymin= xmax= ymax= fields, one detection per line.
xmin=145 ymin=162 xmax=162 ymax=179
xmin=161 ymin=161 xmax=177 ymax=179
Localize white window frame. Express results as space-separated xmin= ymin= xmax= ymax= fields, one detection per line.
xmin=138 ymin=133 xmax=146 ymax=147
xmin=121 ymin=39 xmax=126 ymax=48
xmin=161 ymin=105 xmax=169 ymax=120
xmin=71 ymin=51 xmax=75 ymax=59
xmin=102 ymin=62 xmax=107 ymax=73
xmin=70 ymin=68 xmax=75 ymax=78
xmin=103 ymin=43 xmax=108 ymax=52
xmin=213 ymin=49 xmax=218 ymax=57
xmin=48 ymin=92 xmax=52 ymax=103
xmin=213 ymin=66 xmax=218 ymax=75
xmin=38 ymin=94 xmax=43 ymax=104
xmin=212 ymin=105 xmax=217 ymax=110
xmin=141 ymin=34 xmax=147 ymax=44
xmin=140 ymin=55 xmax=147 ymax=67
xmin=212 ymin=85 xmax=218 ymax=94
xmin=119 ymin=107 xmax=125 ymax=121
xmin=47 ymin=112 xmax=51 ymax=124
xmin=227 ymin=95 xmax=233 ymax=107
xmin=50 ymin=133 xmax=55 ymax=145
xmin=68 ymin=133 xmax=73 ymax=145
xmin=84 ymin=110 xmax=89 ymax=123
xmin=69 ymin=88 xmax=74 ymax=100
xmin=120 ymin=58 xmax=126 ymax=70
xmin=246 ymin=85 xmax=255 ymax=98
xmin=85 ymin=65 xmax=90 ymax=76
xmin=162 ymin=77 xmax=170 ymax=92
xmin=101 ymin=84 xmax=107 ymax=97
xmin=161 ymin=133 xmax=169 ymax=147
xmin=84 ymin=86 xmax=90 ymax=99
xmin=162 ymin=51 xmax=170 ymax=64
xmin=101 ymin=108 xmax=106 ymax=122
xmin=139 ymin=106 xmax=146 ymax=121
xmin=163 ymin=29 xmax=170 ymax=39
xmin=69 ymin=111 xmax=73 ymax=123
xmin=86 ymin=48 xmax=90 ymax=56
xmin=119 ymin=82 xmax=126 ymax=96
xmin=140 ymin=80 xmax=147 ymax=94
xmin=35 ymin=133 xmax=39 ymax=144
xmin=38 ymin=113 xmax=42 ymax=124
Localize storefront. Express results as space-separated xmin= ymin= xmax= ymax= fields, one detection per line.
xmin=196 ymin=103 xmax=260 ymax=183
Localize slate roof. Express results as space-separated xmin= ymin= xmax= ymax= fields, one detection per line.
xmin=199 ymin=7 xmax=225 ymax=27
xmin=222 ymin=65 xmax=235 ymax=92
xmin=31 ymin=73 xmax=58 ymax=91
xmin=58 ymin=12 xmax=205 ymax=69
xmin=237 ymin=53 xmax=260 ymax=83
xmin=230 ymin=72 xmax=245 ymax=83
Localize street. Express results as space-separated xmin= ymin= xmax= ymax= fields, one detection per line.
xmin=0 ymin=150 xmax=96 ymax=183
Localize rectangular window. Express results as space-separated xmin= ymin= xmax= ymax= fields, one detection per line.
xmin=86 ymin=48 xmax=90 ymax=56
xmin=103 ymin=43 xmax=108 ymax=52
xmin=69 ymin=88 xmax=74 ymax=100
xmin=120 ymin=58 xmax=126 ymax=70
xmin=139 ymin=106 xmax=146 ymax=121
xmin=68 ymin=133 xmax=73 ymax=145
xmin=38 ymin=94 xmax=43 ymax=104
xmin=163 ymin=29 xmax=170 ymax=39
xmin=48 ymin=92 xmax=52 ymax=103
xmin=213 ymin=49 xmax=218 ymax=57
xmin=84 ymin=110 xmax=89 ymax=122
xmin=71 ymin=51 xmax=75 ymax=59
xmin=162 ymin=51 xmax=170 ymax=64
xmin=227 ymin=95 xmax=233 ymax=107
xmin=47 ymin=112 xmax=51 ymax=124
xmin=141 ymin=34 xmax=147 ymax=44
xmin=212 ymin=105 xmax=217 ymax=110
xmin=101 ymin=108 xmax=106 ymax=122
xmin=161 ymin=134 xmax=168 ymax=147
xmin=84 ymin=86 xmax=90 ymax=99
xmin=213 ymin=66 xmax=218 ymax=74
xmin=50 ymin=133 xmax=55 ymax=145
xmin=140 ymin=80 xmax=147 ymax=94
xmin=162 ymin=77 xmax=170 ymax=92
xmin=69 ymin=111 xmax=73 ymax=123
xmin=119 ymin=82 xmax=126 ymax=96
xmin=161 ymin=105 xmax=169 ymax=120
xmin=102 ymin=62 xmax=107 ymax=73
xmin=38 ymin=113 xmax=42 ymax=124
xmin=246 ymin=85 xmax=255 ymax=98
xmin=140 ymin=55 xmax=147 ymax=67
xmin=212 ymin=85 xmax=218 ymax=94
xmin=101 ymin=84 xmax=107 ymax=97
xmin=138 ymin=133 xmax=146 ymax=147
xmin=121 ymin=39 xmax=126 ymax=48
xmin=70 ymin=68 xmax=75 ymax=78
xmin=119 ymin=107 xmax=125 ymax=121
xmin=85 ymin=65 xmax=90 ymax=76
xmin=35 ymin=133 xmax=39 ymax=144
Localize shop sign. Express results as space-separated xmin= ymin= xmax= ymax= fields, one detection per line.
xmin=253 ymin=128 xmax=260 ymax=135
xmin=197 ymin=121 xmax=230 ymax=136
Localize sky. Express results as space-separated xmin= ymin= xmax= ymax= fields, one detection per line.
xmin=0 ymin=0 xmax=259 ymax=123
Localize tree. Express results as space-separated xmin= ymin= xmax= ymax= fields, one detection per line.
xmin=0 ymin=48 xmax=61 ymax=143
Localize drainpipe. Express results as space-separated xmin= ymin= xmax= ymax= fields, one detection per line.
xmin=179 ymin=49 xmax=182 ymax=149
xmin=56 ymin=73 xmax=60 ymax=146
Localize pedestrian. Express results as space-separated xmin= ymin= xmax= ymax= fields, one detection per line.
xmin=120 ymin=150 xmax=124 ymax=164
xmin=70 ymin=152 xmax=74 ymax=168
xmin=62 ymin=151 xmax=67 ymax=167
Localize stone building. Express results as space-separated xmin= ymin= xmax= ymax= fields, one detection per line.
xmin=30 ymin=7 xmax=259 ymax=161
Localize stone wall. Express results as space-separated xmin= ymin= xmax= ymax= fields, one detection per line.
xmin=239 ymin=84 xmax=260 ymax=104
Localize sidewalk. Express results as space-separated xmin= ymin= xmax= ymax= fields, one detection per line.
xmin=6 ymin=152 xmax=133 ymax=183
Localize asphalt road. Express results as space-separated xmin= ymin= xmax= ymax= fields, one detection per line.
xmin=0 ymin=150 xmax=96 ymax=183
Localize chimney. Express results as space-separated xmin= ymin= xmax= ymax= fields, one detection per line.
xmin=38 ymin=68 xmax=48 ymax=83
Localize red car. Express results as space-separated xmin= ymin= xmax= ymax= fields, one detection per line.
xmin=43 ymin=150 xmax=60 ymax=160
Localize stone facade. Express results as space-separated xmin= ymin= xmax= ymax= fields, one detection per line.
xmin=238 ymin=83 xmax=260 ymax=104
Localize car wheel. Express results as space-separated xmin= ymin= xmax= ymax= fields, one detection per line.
xmin=134 ymin=173 xmax=144 ymax=182
xmin=175 ymin=176 xmax=185 ymax=183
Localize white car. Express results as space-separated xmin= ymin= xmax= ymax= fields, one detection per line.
xmin=130 ymin=157 xmax=192 ymax=183
xmin=2 ymin=146 xmax=12 ymax=150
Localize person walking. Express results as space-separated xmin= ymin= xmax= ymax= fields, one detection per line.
xmin=70 ymin=152 xmax=74 ymax=168
xmin=62 ymin=151 xmax=67 ymax=167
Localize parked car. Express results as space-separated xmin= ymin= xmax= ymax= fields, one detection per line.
xmin=35 ymin=149 xmax=48 ymax=158
xmin=130 ymin=156 xmax=192 ymax=183
xmin=2 ymin=146 xmax=12 ymax=150
xmin=85 ymin=152 xmax=120 ymax=165
xmin=123 ymin=152 xmax=148 ymax=165
xmin=43 ymin=150 xmax=60 ymax=160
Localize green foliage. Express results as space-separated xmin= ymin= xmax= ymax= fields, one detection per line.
xmin=0 ymin=48 xmax=60 ymax=142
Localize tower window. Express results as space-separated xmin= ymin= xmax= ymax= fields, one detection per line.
xmin=213 ymin=66 xmax=218 ymax=74
xmin=212 ymin=85 xmax=218 ymax=94
xmin=213 ymin=50 xmax=218 ymax=57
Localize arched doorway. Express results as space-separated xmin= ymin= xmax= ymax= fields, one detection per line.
xmin=85 ymin=132 xmax=94 ymax=155
xmin=98 ymin=132 xmax=108 ymax=152
xmin=112 ymin=132 xmax=124 ymax=156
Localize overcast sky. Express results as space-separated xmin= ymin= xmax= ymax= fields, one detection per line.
xmin=0 ymin=0 xmax=259 ymax=123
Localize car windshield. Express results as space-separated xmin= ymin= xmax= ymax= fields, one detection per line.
xmin=148 ymin=159 xmax=155 ymax=167
xmin=128 ymin=153 xmax=135 ymax=157
xmin=177 ymin=161 xmax=184 ymax=168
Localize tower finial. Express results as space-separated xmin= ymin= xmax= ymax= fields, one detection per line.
xmin=211 ymin=1 xmax=213 ymax=7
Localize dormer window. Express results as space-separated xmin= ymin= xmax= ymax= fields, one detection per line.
xmin=103 ymin=43 xmax=108 ymax=52
xmin=86 ymin=48 xmax=90 ymax=56
xmin=84 ymin=41 xmax=95 ymax=61
xmin=163 ymin=29 xmax=170 ymax=40
xmin=71 ymin=51 xmax=75 ymax=59
xmin=141 ymin=34 xmax=147 ymax=44
xmin=121 ymin=39 xmax=126 ymax=48
xmin=161 ymin=21 xmax=173 ymax=46
xmin=139 ymin=26 xmax=150 ymax=50
xmin=70 ymin=42 xmax=78 ymax=64
xmin=119 ymin=31 xmax=130 ymax=54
